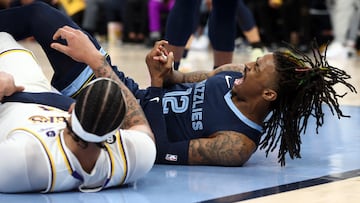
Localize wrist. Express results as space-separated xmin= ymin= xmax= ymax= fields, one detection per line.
xmin=151 ymin=77 xmax=164 ymax=87
xmin=89 ymin=53 xmax=107 ymax=71
xmin=89 ymin=55 xmax=115 ymax=79
xmin=92 ymin=55 xmax=107 ymax=72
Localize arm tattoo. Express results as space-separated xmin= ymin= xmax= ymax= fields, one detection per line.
xmin=93 ymin=56 xmax=149 ymax=129
xmin=188 ymin=131 xmax=256 ymax=166
xmin=120 ymin=88 xmax=149 ymax=129
xmin=182 ymin=71 xmax=209 ymax=83
xmin=93 ymin=56 xmax=118 ymax=81
xmin=181 ymin=64 xmax=243 ymax=83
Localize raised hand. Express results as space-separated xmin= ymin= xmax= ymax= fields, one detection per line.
xmin=145 ymin=40 xmax=174 ymax=87
xmin=50 ymin=26 xmax=101 ymax=67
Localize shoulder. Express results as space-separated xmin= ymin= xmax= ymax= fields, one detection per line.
xmin=119 ymin=129 xmax=155 ymax=149
xmin=119 ymin=129 xmax=156 ymax=156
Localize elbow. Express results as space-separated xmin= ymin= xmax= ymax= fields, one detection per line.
xmin=214 ymin=152 xmax=252 ymax=167
xmin=216 ymin=147 xmax=255 ymax=167
xmin=222 ymin=155 xmax=251 ymax=167
xmin=188 ymin=148 xmax=253 ymax=167
xmin=225 ymin=147 xmax=255 ymax=167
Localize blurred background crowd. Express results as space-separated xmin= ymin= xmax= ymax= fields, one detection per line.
xmin=1 ymin=0 xmax=359 ymax=61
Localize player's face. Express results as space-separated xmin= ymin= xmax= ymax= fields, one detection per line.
xmin=231 ymin=54 xmax=278 ymax=100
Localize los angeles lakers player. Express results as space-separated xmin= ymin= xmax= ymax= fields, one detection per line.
xmin=0 ymin=33 xmax=156 ymax=193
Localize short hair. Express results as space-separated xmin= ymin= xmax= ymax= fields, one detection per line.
xmin=73 ymin=78 xmax=126 ymax=141
xmin=260 ymin=41 xmax=357 ymax=166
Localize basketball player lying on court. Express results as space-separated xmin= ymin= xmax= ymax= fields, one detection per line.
xmin=0 ymin=33 xmax=156 ymax=193
xmin=0 ymin=2 xmax=356 ymax=167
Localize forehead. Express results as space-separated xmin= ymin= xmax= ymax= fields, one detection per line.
xmin=258 ymin=53 xmax=274 ymax=63
xmin=258 ymin=53 xmax=276 ymax=72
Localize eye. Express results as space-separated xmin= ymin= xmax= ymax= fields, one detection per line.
xmin=253 ymin=62 xmax=261 ymax=72
xmin=244 ymin=65 xmax=249 ymax=73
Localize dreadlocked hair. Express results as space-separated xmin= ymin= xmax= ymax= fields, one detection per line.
xmin=74 ymin=78 xmax=127 ymax=140
xmin=260 ymin=41 xmax=357 ymax=166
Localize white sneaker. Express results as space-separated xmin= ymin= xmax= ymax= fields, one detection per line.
xmin=190 ymin=35 xmax=209 ymax=51
xmin=250 ymin=47 xmax=268 ymax=62
xmin=324 ymin=42 xmax=351 ymax=60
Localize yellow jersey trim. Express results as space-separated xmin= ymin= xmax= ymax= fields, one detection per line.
xmin=117 ymin=130 xmax=128 ymax=184
xmin=0 ymin=49 xmax=35 ymax=59
xmin=57 ymin=132 xmax=73 ymax=175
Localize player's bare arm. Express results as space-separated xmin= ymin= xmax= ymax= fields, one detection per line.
xmin=82 ymin=54 xmax=154 ymax=142
xmin=145 ymin=40 xmax=174 ymax=87
xmin=164 ymin=63 xmax=245 ymax=86
xmin=188 ymin=131 xmax=256 ymax=166
xmin=51 ymin=26 xmax=154 ymax=141
xmin=144 ymin=40 xmax=245 ymax=86
xmin=87 ymin=56 xmax=154 ymax=142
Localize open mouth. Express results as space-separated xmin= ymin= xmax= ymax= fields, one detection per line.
xmin=234 ymin=77 xmax=244 ymax=86
xmin=233 ymin=65 xmax=247 ymax=86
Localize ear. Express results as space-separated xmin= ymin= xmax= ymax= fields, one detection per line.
xmin=262 ymin=89 xmax=277 ymax=102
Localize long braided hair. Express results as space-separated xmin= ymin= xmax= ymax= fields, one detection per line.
xmin=260 ymin=42 xmax=357 ymax=166
xmin=72 ymin=78 xmax=127 ymax=144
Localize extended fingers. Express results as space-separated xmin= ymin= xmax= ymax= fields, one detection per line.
xmin=53 ymin=26 xmax=69 ymax=40
xmin=165 ymin=52 xmax=174 ymax=69
xmin=51 ymin=26 xmax=81 ymax=55
xmin=154 ymin=40 xmax=168 ymax=48
xmin=52 ymin=26 xmax=78 ymax=40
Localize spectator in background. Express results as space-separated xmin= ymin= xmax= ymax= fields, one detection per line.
xmin=307 ymin=0 xmax=332 ymax=46
xmin=164 ymin=0 xmax=238 ymax=70
xmin=246 ymin=0 xmax=308 ymax=50
xmin=236 ymin=0 xmax=267 ymax=61
xmin=184 ymin=0 xmax=268 ymax=67
xmin=325 ymin=0 xmax=360 ymax=59
xmin=146 ymin=0 xmax=175 ymax=47
xmin=57 ymin=0 xmax=85 ymax=25
xmin=104 ymin=0 xmax=125 ymax=44
xmin=81 ymin=0 xmax=106 ymax=38
xmin=187 ymin=0 xmax=211 ymax=52
xmin=123 ymin=0 xmax=147 ymax=43
xmin=0 ymin=0 xmax=11 ymax=9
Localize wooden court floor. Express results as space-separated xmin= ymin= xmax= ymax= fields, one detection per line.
xmin=4 ymin=40 xmax=359 ymax=203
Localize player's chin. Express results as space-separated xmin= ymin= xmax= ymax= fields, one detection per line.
xmin=230 ymin=89 xmax=237 ymax=97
